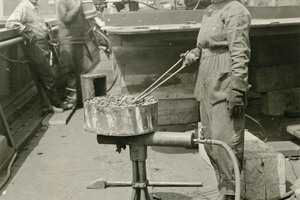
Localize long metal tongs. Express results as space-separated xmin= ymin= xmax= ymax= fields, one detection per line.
xmin=132 ymin=51 xmax=190 ymax=104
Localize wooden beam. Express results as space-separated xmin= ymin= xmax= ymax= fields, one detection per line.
xmin=103 ymin=7 xmax=300 ymax=27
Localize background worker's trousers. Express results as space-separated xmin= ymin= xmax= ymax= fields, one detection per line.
xmin=59 ymin=44 xmax=85 ymax=107
xmin=23 ymin=39 xmax=61 ymax=109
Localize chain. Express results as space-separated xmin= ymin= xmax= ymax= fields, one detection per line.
xmin=0 ymin=52 xmax=29 ymax=64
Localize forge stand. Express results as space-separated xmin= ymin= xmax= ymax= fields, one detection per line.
xmin=88 ymin=131 xmax=203 ymax=200
xmin=130 ymin=145 xmax=151 ymax=200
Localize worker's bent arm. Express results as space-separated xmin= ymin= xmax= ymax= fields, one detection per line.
xmin=6 ymin=5 xmax=26 ymax=33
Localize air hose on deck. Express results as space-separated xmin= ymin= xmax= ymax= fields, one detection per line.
xmin=194 ymin=130 xmax=296 ymax=200
xmin=194 ymin=138 xmax=241 ymax=200
xmin=0 ymin=151 xmax=18 ymax=191
xmin=106 ymin=75 xmax=118 ymax=93
xmin=245 ymin=114 xmax=267 ymax=142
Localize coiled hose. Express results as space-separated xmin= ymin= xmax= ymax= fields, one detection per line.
xmin=269 ymin=189 xmax=295 ymax=200
xmin=195 ymin=138 xmax=296 ymax=200
xmin=245 ymin=114 xmax=267 ymax=142
xmin=106 ymin=75 xmax=118 ymax=93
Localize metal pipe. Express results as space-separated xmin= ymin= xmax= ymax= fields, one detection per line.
xmin=195 ymin=139 xmax=241 ymax=200
xmin=132 ymin=161 xmax=139 ymax=183
xmin=138 ymin=161 xmax=147 ymax=182
xmin=0 ymin=13 xmax=96 ymax=49
xmin=97 ymin=131 xmax=196 ymax=148
xmin=0 ymin=26 xmax=59 ymax=50
xmin=0 ymin=37 xmax=23 ymax=49
xmin=149 ymin=182 xmax=202 ymax=187
xmin=131 ymin=189 xmax=137 ymax=200
xmin=88 ymin=180 xmax=203 ymax=188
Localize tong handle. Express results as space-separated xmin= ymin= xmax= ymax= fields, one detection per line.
xmin=132 ymin=51 xmax=189 ymax=104
xmin=136 ymin=63 xmax=189 ymax=102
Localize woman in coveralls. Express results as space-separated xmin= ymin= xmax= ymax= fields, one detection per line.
xmin=183 ymin=0 xmax=251 ymax=199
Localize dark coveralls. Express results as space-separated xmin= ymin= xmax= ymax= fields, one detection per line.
xmin=57 ymin=0 xmax=87 ymax=106
xmin=6 ymin=0 xmax=62 ymax=110
xmin=190 ymin=0 xmax=251 ymax=195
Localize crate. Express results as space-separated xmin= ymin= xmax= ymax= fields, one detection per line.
xmin=241 ymin=133 xmax=286 ymax=200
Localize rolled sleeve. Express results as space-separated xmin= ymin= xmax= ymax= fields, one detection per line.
xmin=191 ymin=47 xmax=202 ymax=58
xmin=6 ymin=5 xmax=26 ymax=33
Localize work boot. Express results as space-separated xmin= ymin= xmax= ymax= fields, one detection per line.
xmin=58 ymin=102 xmax=73 ymax=110
xmin=52 ymin=105 xmax=64 ymax=113
xmin=42 ymin=105 xmax=64 ymax=116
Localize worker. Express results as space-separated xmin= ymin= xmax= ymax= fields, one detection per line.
xmin=6 ymin=0 xmax=72 ymax=115
xmin=183 ymin=0 xmax=251 ymax=199
xmin=57 ymin=0 xmax=88 ymax=108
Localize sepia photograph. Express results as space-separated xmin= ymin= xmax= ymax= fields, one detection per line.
xmin=0 ymin=0 xmax=300 ymax=199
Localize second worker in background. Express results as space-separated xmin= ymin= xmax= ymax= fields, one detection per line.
xmin=57 ymin=0 xmax=88 ymax=108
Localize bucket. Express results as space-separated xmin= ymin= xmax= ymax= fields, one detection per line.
xmin=84 ymin=95 xmax=158 ymax=136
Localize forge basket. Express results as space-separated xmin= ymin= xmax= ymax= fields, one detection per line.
xmin=84 ymin=95 xmax=158 ymax=136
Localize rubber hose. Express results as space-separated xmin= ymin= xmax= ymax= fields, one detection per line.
xmin=0 ymin=151 xmax=18 ymax=190
xmin=197 ymin=139 xmax=241 ymax=200
xmin=268 ymin=189 xmax=295 ymax=200
xmin=280 ymin=190 xmax=295 ymax=199
xmin=106 ymin=75 xmax=118 ymax=93
xmin=245 ymin=114 xmax=267 ymax=142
